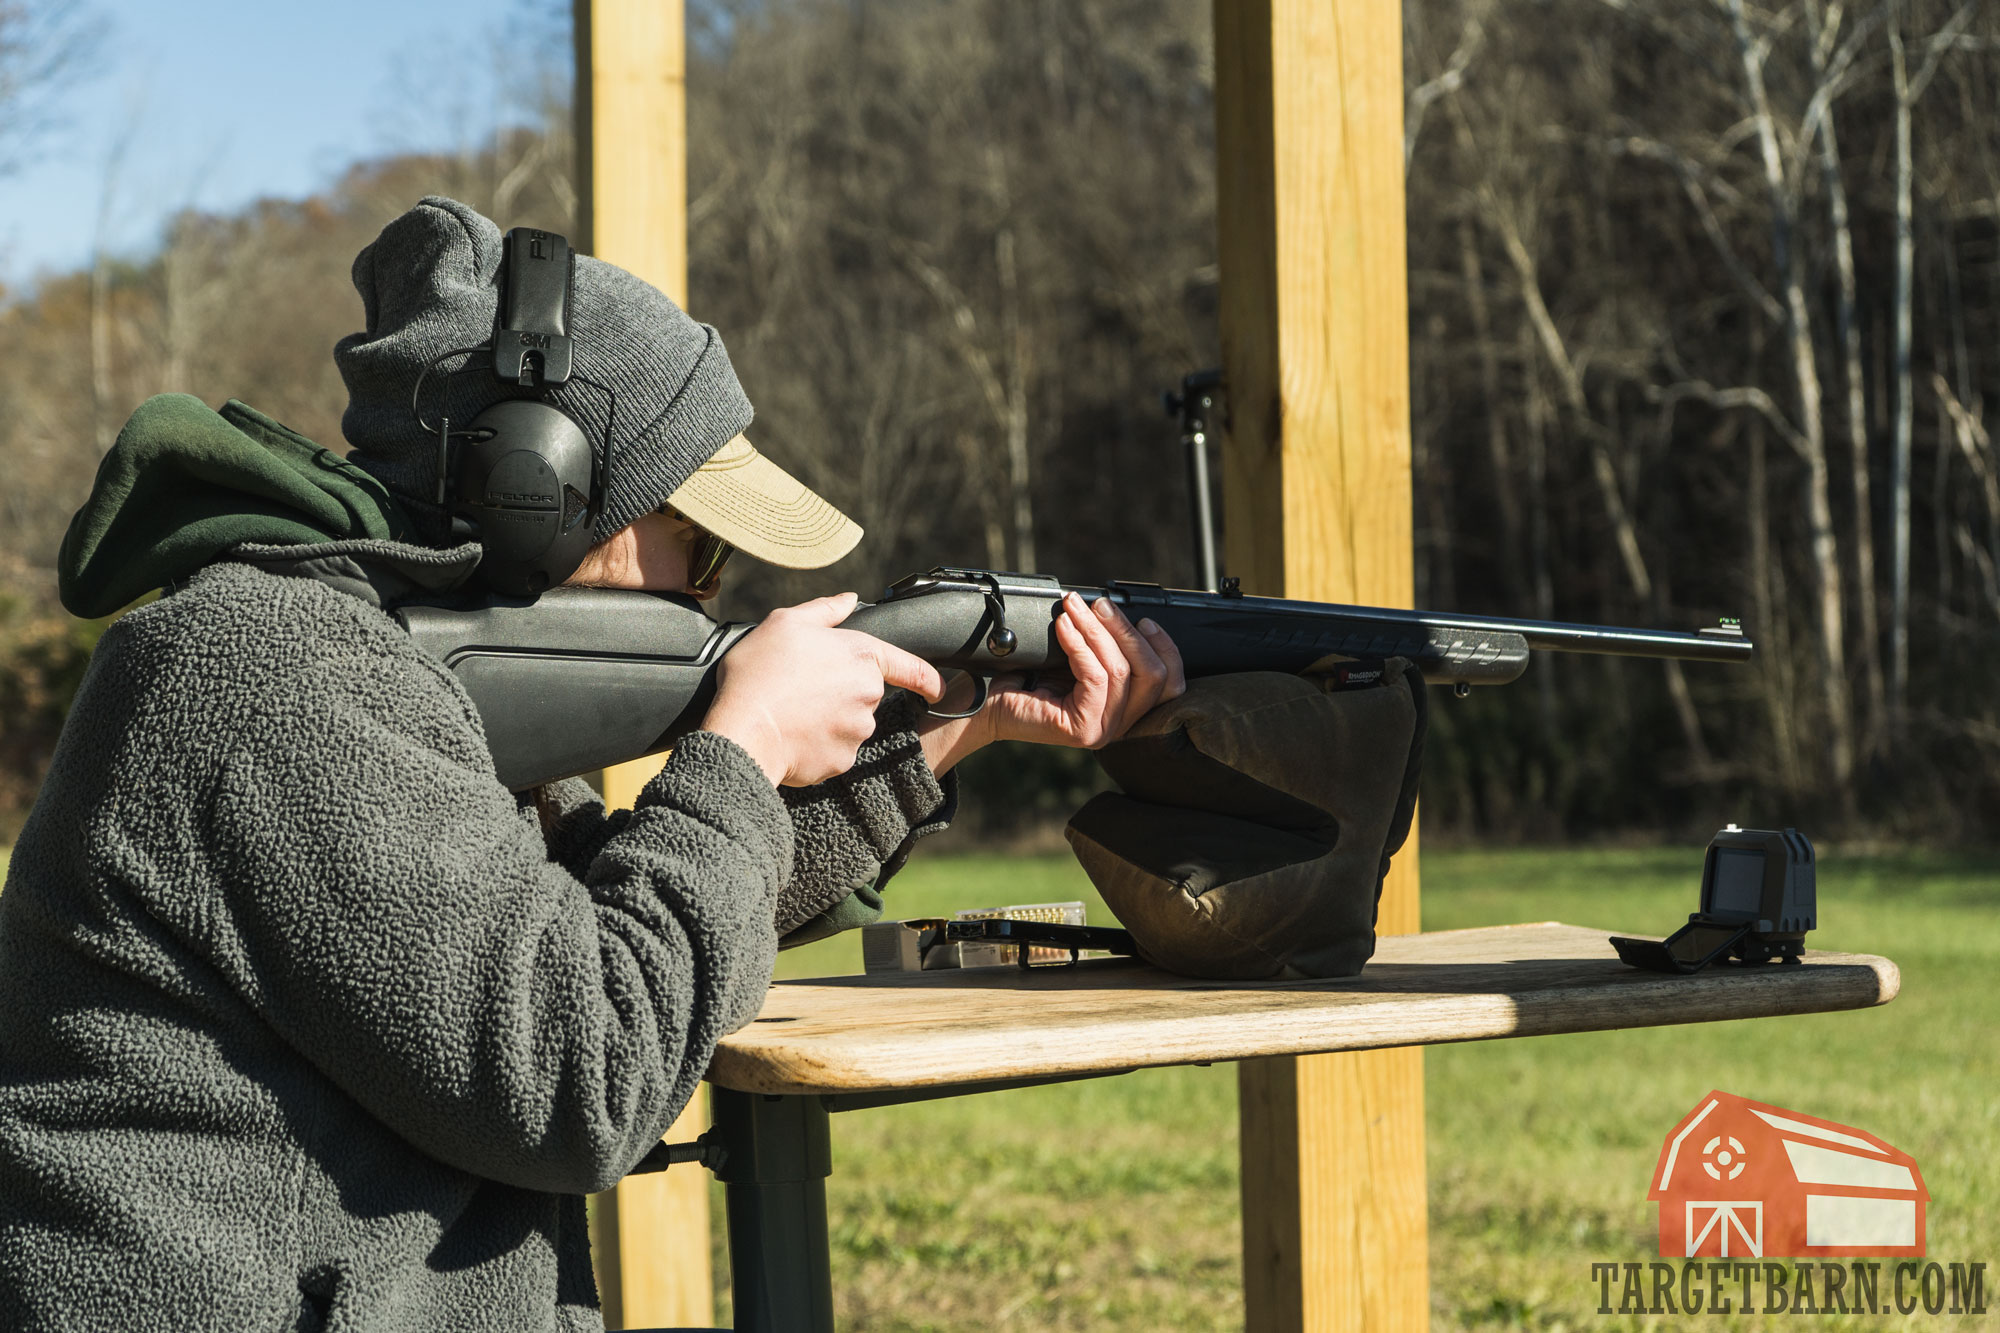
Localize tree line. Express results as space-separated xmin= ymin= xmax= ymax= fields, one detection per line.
xmin=2 ymin=0 xmax=1996 ymax=840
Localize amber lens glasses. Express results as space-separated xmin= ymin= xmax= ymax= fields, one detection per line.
xmin=666 ymin=509 xmax=734 ymax=597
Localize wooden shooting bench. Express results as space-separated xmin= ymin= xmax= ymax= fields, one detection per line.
xmin=682 ymin=925 xmax=1898 ymax=1331
xmin=574 ymin=4 xmax=1898 ymax=1329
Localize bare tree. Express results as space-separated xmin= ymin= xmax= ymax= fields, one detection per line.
xmin=87 ymin=120 xmax=133 ymax=456
xmin=1804 ymin=0 xmax=1886 ymax=754
xmin=1459 ymin=106 xmax=1716 ymax=767
xmin=1888 ymin=0 xmax=1978 ymax=729
xmin=0 ymin=0 xmax=101 ymax=176
xmin=1933 ymin=373 xmax=2000 ymax=618
xmin=1728 ymin=0 xmax=1851 ymax=790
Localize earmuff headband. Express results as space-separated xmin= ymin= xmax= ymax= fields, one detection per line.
xmin=494 ymin=228 xmax=575 ymax=388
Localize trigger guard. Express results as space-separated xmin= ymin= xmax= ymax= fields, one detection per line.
xmin=926 ymin=673 xmax=991 ymax=720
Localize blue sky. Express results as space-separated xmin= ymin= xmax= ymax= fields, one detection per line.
xmin=0 ymin=0 xmax=564 ymax=293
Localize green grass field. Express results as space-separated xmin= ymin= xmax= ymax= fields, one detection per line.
xmin=4 ymin=843 xmax=1992 ymax=1329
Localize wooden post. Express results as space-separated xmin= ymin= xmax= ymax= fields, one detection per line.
xmin=574 ymin=0 xmax=687 ymax=310
xmin=574 ymin=3 xmax=714 ymax=1328
xmin=1215 ymin=5 xmax=1428 ymax=1330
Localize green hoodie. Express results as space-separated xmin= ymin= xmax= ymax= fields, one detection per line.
xmin=58 ymin=394 xmax=419 ymax=619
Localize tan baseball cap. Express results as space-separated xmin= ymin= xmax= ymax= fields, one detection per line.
xmin=663 ymin=433 xmax=863 ymax=570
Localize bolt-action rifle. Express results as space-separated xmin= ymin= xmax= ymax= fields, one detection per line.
xmin=394 ymin=567 xmax=1752 ymax=791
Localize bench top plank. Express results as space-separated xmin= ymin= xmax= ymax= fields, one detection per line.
xmin=706 ymin=922 xmax=1898 ymax=1096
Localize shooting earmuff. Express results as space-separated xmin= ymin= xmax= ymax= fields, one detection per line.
xmin=413 ymin=226 xmax=618 ymax=597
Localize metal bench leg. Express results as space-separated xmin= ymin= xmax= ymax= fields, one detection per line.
xmin=710 ymin=1089 xmax=834 ymax=1333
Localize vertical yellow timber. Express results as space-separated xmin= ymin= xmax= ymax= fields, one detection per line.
xmin=574 ymin=2 xmax=713 ymax=1328
xmin=1216 ymin=4 xmax=1428 ymax=1332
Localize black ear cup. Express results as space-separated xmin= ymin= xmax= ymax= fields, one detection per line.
xmin=454 ymin=399 xmax=599 ymax=596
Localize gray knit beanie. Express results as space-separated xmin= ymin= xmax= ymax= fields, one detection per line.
xmin=335 ymin=196 xmax=753 ymax=542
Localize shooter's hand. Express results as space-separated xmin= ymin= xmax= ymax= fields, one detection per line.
xmin=919 ymin=593 xmax=1186 ymax=773
xmin=703 ymin=592 xmax=945 ymax=787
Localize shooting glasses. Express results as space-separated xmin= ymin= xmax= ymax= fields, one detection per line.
xmin=663 ymin=506 xmax=734 ymax=598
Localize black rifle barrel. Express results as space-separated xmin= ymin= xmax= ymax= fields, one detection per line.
xmin=856 ymin=569 xmax=1751 ymax=686
xmin=1092 ymin=582 xmax=1752 ymax=664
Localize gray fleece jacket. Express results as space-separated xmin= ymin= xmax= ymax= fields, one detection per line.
xmin=0 ymin=547 xmax=951 ymax=1331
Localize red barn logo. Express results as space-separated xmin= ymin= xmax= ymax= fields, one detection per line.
xmin=1650 ymin=1091 xmax=1928 ymax=1258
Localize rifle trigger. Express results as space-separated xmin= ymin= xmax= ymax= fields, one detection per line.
xmin=927 ymin=673 xmax=991 ymax=721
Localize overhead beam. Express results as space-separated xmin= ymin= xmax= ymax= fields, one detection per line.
xmin=574 ymin=3 xmax=713 ymax=1329
xmin=1214 ymin=4 xmax=1429 ymax=1330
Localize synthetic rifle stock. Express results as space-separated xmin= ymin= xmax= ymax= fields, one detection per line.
xmin=394 ymin=566 xmax=1753 ymax=791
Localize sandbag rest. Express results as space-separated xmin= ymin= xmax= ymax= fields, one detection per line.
xmin=1065 ymin=658 xmax=1426 ymax=981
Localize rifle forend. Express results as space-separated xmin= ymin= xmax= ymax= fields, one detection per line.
xmin=395 ymin=566 xmax=1752 ymax=791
